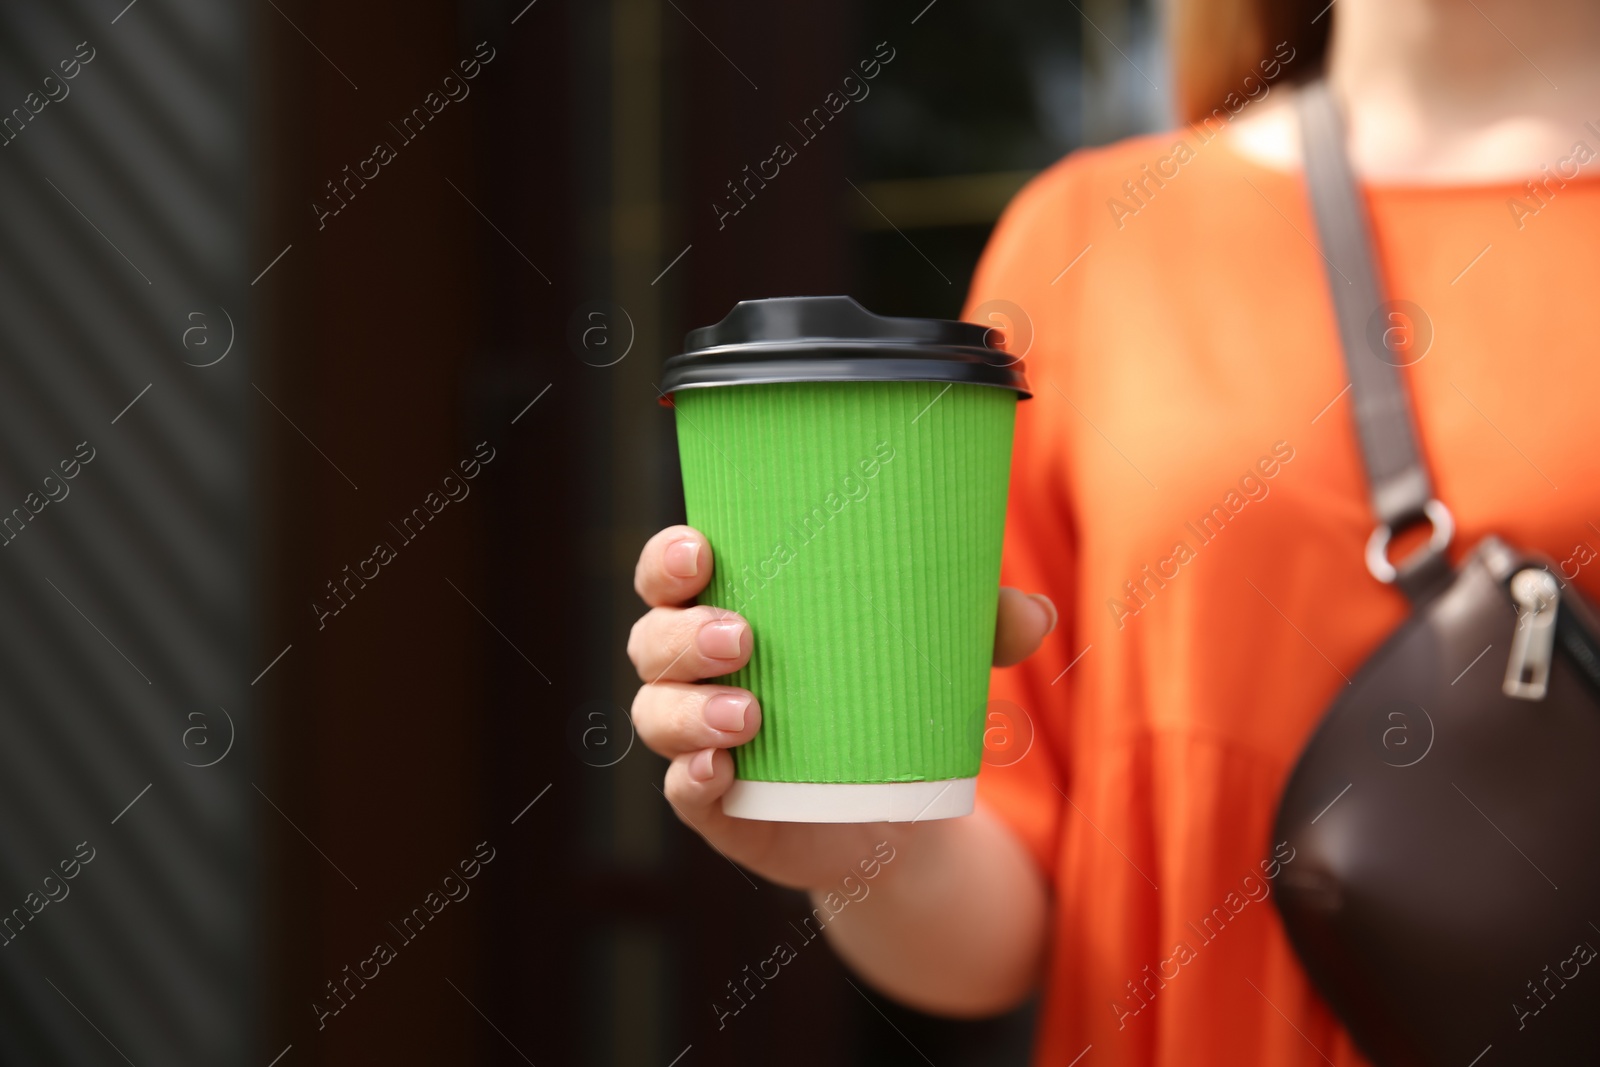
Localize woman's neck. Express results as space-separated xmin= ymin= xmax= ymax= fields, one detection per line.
xmin=1227 ymin=0 xmax=1600 ymax=181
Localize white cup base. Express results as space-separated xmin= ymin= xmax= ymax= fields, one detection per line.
xmin=722 ymin=777 xmax=977 ymax=823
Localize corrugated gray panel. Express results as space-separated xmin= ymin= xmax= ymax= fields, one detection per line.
xmin=0 ymin=0 xmax=254 ymax=1063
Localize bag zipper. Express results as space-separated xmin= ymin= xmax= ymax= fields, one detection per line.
xmin=1503 ymin=566 xmax=1600 ymax=700
xmin=1505 ymin=569 xmax=1560 ymax=700
xmin=1557 ymin=598 xmax=1600 ymax=698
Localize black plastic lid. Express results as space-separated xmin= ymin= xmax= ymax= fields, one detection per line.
xmin=659 ymin=296 xmax=1031 ymax=401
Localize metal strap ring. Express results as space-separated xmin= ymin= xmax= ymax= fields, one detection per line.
xmin=1365 ymin=499 xmax=1454 ymax=584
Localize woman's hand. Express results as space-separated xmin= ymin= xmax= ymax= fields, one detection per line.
xmin=628 ymin=524 xmax=1057 ymax=893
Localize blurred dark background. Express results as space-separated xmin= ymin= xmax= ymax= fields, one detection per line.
xmin=0 ymin=0 xmax=1163 ymax=1063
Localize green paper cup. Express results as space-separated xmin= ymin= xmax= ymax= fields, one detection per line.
xmin=661 ymin=297 xmax=1029 ymax=823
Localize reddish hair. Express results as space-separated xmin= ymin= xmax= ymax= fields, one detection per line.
xmin=1170 ymin=0 xmax=1331 ymax=123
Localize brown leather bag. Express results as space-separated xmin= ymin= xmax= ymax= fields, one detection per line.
xmin=1271 ymin=82 xmax=1600 ymax=1065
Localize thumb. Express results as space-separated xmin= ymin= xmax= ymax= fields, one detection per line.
xmin=994 ymin=587 xmax=1056 ymax=667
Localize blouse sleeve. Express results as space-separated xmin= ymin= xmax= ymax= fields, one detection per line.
xmin=960 ymin=158 xmax=1086 ymax=884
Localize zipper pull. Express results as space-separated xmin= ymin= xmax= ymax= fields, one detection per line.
xmin=1504 ymin=569 xmax=1560 ymax=701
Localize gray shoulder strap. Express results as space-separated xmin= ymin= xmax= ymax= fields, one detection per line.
xmin=1296 ymin=81 xmax=1451 ymax=601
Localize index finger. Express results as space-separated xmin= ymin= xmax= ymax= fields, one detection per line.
xmin=635 ymin=525 xmax=714 ymax=607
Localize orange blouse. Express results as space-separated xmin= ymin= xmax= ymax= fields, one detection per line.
xmin=968 ymin=125 xmax=1600 ymax=1065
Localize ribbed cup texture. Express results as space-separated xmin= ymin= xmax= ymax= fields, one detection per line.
xmin=674 ymin=381 xmax=1017 ymax=783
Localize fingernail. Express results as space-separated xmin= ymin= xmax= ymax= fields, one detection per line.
xmin=689 ymin=748 xmax=716 ymax=782
xmin=1030 ymin=594 xmax=1058 ymax=636
xmin=696 ymin=619 xmax=747 ymax=660
xmin=704 ymin=692 xmax=751 ymax=732
xmin=664 ymin=540 xmax=701 ymax=579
